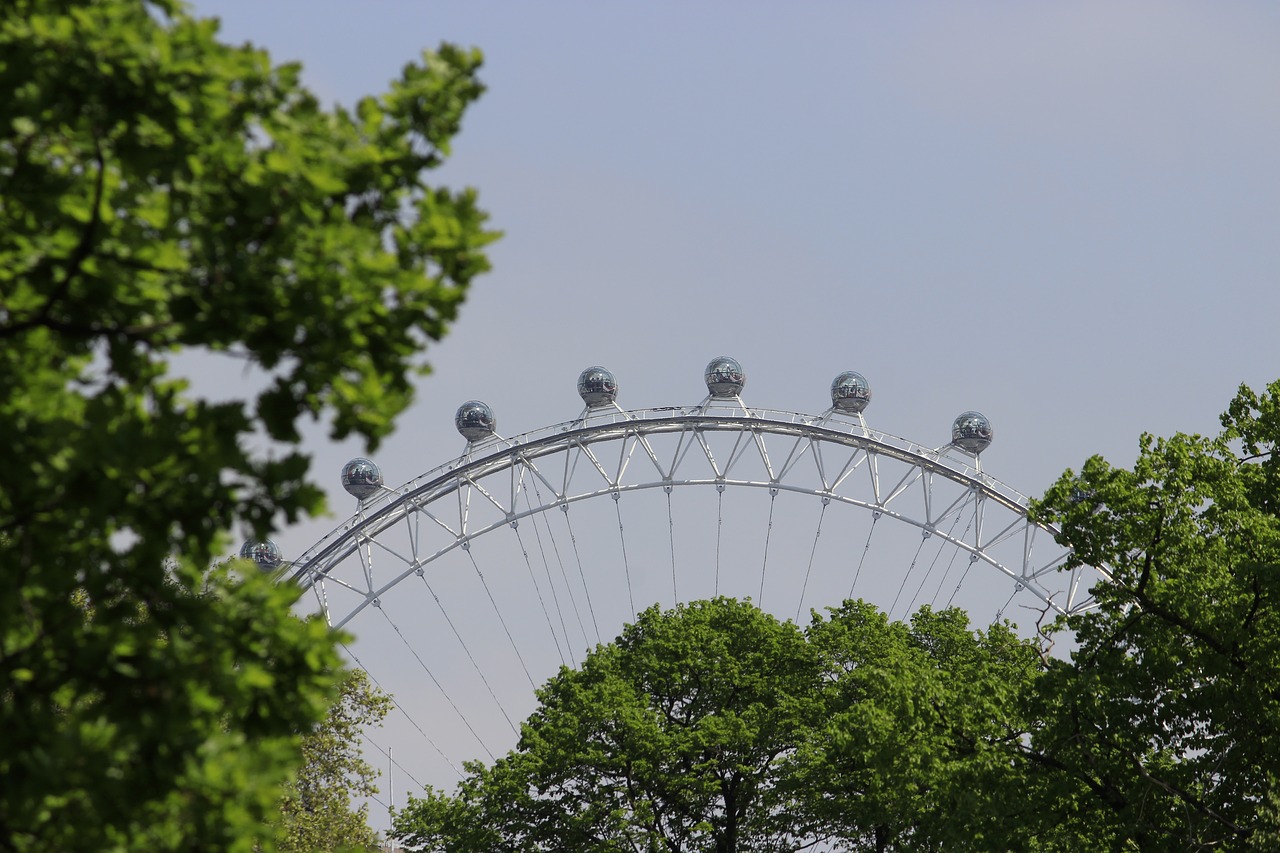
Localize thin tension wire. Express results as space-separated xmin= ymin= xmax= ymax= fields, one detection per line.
xmin=758 ymin=489 xmax=778 ymax=605
xmin=463 ymin=544 xmax=536 ymax=689
xmin=339 ymin=641 xmax=464 ymax=777
xmin=560 ymin=505 xmax=601 ymax=644
xmin=519 ymin=487 xmax=574 ymax=660
xmin=666 ymin=487 xmax=678 ymax=601
xmin=904 ymin=493 xmax=972 ymax=615
xmin=415 ymin=572 xmax=519 ymax=735
xmin=795 ymin=497 xmax=830 ymax=621
xmin=372 ymin=607 xmax=495 ymax=762
xmin=511 ymin=521 xmax=568 ymax=666
xmin=528 ymin=476 xmax=591 ymax=650
xmin=714 ymin=485 xmax=724 ymax=596
xmin=946 ymin=496 xmax=987 ymax=610
xmin=889 ymin=530 xmax=930 ymax=619
xmin=363 ymin=730 xmax=427 ymax=791
xmin=994 ymin=582 xmax=1022 ymax=624
xmin=613 ymin=493 xmax=636 ymax=616
xmin=928 ymin=499 xmax=978 ymax=610
xmin=848 ymin=512 xmax=880 ymax=599
xmin=947 ymin=549 xmax=983 ymax=608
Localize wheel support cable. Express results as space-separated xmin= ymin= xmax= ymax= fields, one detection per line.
xmin=714 ymin=485 xmax=725 ymax=596
xmin=905 ymin=493 xmax=972 ymax=615
xmin=947 ymin=542 xmax=984 ymax=609
xmin=666 ymin=488 xmax=678 ymax=601
xmin=528 ymin=475 xmax=590 ymax=650
xmin=416 ymin=573 xmax=519 ymax=735
xmin=561 ymin=505 xmax=601 ymax=644
xmin=848 ymin=512 xmax=880 ymax=599
xmin=796 ymin=497 xmax=829 ymax=621
xmin=463 ymin=545 xmax=536 ymax=689
xmin=340 ymin=640 xmax=467 ymax=775
xmin=511 ymin=522 xmax=568 ymax=666
xmin=363 ymin=729 xmax=427 ymax=791
xmin=890 ymin=531 xmax=929 ymax=619
xmin=994 ymin=583 xmax=1021 ymax=624
xmin=613 ymin=493 xmax=636 ymax=617
xmin=929 ymin=501 xmax=978 ymax=610
xmin=758 ymin=489 xmax=778 ymax=605
xmin=519 ymin=487 xmax=574 ymax=661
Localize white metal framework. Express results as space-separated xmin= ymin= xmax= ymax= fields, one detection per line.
xmin=290 ymin=401 xmax=1107 ymax=632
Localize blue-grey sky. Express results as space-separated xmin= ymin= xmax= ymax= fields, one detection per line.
xmin=192 ymin=0 xmax=1280 ymax=490
xmin=191 ymin=0 xmax=1279 ymax=821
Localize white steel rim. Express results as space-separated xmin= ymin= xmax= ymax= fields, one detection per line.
xmin=289 ymin=402 xmax=1108 ymax=631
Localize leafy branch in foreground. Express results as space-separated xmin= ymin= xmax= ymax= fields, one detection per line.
xmin=1 ymin=0 xmax=495 ymax=849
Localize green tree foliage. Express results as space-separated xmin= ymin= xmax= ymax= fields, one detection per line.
xmin=276 ymin=670 xmax=393 ymax=853
xmin=797 ymin=602 xmax=1053 ymax=850
xmin=1024 ymin=380 xmax=1280 ymax=849
xmin=0 ymin=0 xmax=495 ymax=849
xmin=392 ymin=598 xmax=1043 ymax=852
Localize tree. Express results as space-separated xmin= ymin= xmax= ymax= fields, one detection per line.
xmin=392 ymin=598 xmax=1044 ymax=852
xmin=0 ymin=0 xmax=495 ymax=849
xmin=797 ymin=601 xmax=1057 ymax=851
xmin=1022 ymin=380 xmax=1280 ymax=849
xmin=276 ymin=670 xmax=393 ymax=853
xmin=395 ymin=599 xmax=823 ymax=853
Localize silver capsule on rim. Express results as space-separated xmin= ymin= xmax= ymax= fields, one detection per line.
xmin=455 ymin=400 xmax=497 ymax=442
xmin=341 ymin=457 xmax=383 ymax=499
xmin=704 ymin=356 xmax=745 ymax=398
xmin=952 ymin=411 xmax=993 ymax=454
xmin=830 ymin=371 xmax=871 ymax=413
xmin=577 ymin=366 xmax=618 ymax=407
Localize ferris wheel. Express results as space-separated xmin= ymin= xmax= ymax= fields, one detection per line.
xmin=244 ymin=357 xmax=1108 ymax=806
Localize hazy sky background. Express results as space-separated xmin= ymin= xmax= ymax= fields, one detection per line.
xmin=189 ymin=0 xmax=1279 ymax=824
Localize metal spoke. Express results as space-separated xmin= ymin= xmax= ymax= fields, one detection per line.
xmin=511 ymin=520 xmax=568 ymax=666
xmin=929 ymin=500 xmax=978 ymax=610
xmin=906 ymin=492 xmax=972 ymax=615
xmin=848 ymin=512 xmax=880 ymax=599
xmin=340 ymin=641 xmax=462 ymax=778
xmin=561 ymin=504 xmax=601 ymax=645
xmin=368 ymin=609 xmax=492 ymax=762
xmin=889 ymin=530 xmax=930 ymax=619
xmin=715 ymin=485 xmax=725 ymax=596
xmin=519 ymin=485 xmax=574 ymax=659
xmin=527 ymin=472 xmax=590 ymax=650
xmin=416 ymin=572 xmax=519 ymax=735
xmin=463 ymin=544 xmax=536 ymax=689
xmin=666 ymin=487 xmax=678 ymax=600
xmin=758 ymin=488 xmax=778 ymax=605
xmin=796 ymin=498 xmax=829 ymax=621
xmin=613 ymin=491 xmax=636 ymax=616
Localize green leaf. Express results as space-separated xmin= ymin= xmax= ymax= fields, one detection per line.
xmin=0 ymin=1 xmax=494 ymax=850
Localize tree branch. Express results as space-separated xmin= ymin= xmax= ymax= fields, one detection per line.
xmin=1 ymin=137 xmax=109 ymax=339
xmin=1093 ymin=725 xmax=1248 ymax=842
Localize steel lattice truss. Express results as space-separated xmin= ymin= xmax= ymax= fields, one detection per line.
xmin=290 ymin=404 xmax=1108 ymax=630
